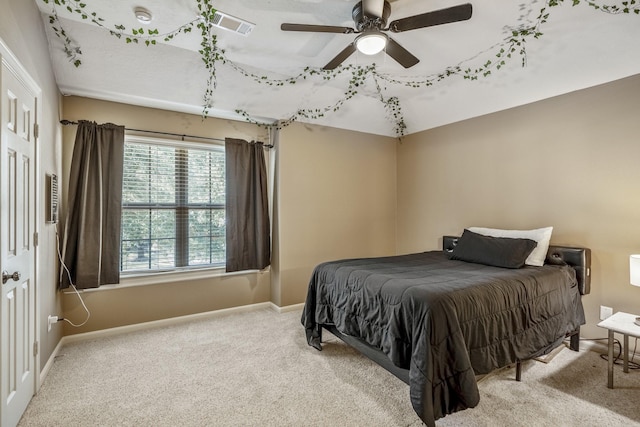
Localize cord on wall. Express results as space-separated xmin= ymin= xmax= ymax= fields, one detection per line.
xmin=55 ymin=223 xmax=90 ymax=327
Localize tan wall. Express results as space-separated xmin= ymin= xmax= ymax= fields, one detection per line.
xmin=275 ymin=122 xmax=398 ymax=306
xmin=0 ymin=0 xmax=64 ymax=368
xmin=61 ymin=97 xmax=272 ymax=334
xmin=60 ymin=97 xmax=399 ymax=331
xmin=397 ymin=73 xmax=640 ymax=338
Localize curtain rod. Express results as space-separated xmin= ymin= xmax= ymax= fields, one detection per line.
xmin=59 ymin=119 xmax=273 ymax=148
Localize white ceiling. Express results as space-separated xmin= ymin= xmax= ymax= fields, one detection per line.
xmin=35 ymin=0 xmax=640 ymax=137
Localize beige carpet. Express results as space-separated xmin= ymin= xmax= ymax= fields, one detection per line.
xmin=19 ymin=309 xmax=640 ymax=427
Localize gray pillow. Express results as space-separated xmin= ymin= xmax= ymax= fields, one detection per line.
xmin=450 ymin=229 xmax=537 ymax=269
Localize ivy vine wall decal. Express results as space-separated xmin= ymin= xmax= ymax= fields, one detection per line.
xmin=42 ymin=0 xmax=639 ymax=137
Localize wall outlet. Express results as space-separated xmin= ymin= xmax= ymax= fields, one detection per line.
xmin=47 ymin=315 xmax=58 ymax=332
xmin=600 ymin=306 xmax=613 ymax=320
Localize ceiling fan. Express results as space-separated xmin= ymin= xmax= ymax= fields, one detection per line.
xmin=280 ymin=0 xmax=472 ymax=70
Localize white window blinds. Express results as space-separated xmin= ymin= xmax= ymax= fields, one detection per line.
xmin=120 ymin=138 xmax=225 ymax=272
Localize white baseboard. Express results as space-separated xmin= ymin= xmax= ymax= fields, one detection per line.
xmin=579 ymin=338 xmax=609 ymax=354
xmin=39 ymin=338 xmax=65 ymax=386
xmin=270 ymin=302 xmax=304 ymax=313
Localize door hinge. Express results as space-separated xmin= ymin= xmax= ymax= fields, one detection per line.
xmin=34 ymin=232 xmax=39 ymax=247
xmin=33 ymin=341 xmax=38 ymax=357
xmin=34 ymin=123 xmax=39 ymax=139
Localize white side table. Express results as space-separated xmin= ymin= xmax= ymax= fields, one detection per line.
xmin=597 ymin=311 xmax=640 ymax=388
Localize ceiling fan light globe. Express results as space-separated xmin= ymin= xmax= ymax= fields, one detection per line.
xmin=356 ymin=32 xmax=387 ymax=55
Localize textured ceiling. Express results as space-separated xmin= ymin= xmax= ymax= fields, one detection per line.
xmin=36 ymin=0 xmax=640 ymax=137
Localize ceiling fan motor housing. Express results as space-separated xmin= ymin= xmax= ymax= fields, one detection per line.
xmin=352 ymin=1 xmax=391 ymax=31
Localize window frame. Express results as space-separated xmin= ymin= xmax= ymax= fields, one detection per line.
xmin=120 ymin=135 xmax=226 ymax=275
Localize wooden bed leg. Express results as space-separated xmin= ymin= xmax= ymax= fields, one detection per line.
xmin=515 ymin=361 xmax=522 ymax=382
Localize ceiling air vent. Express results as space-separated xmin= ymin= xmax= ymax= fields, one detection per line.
xmin=211 ymin=10 xmax=255 ymax=36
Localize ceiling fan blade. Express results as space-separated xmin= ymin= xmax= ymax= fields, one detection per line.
xmin=281 ymin=23 xmax=355 ymax=34
xmin=323 ymin=43 xmax=357 ymax=70
xmin=388 ymin=3 xmax=472 ymax=33
xmin=363 ymin=0 xmax=385 ymax=18
xmin=385 ymin=37 xmax=420 ymax=68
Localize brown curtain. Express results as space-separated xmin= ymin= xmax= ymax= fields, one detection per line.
xmin=225 ymin=138 xmax=271 ymax=272
xmin=60 ymin=121 xmax=125 ymax=289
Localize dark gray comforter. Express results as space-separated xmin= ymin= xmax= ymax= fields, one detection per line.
xmin=302 ymin=251 xmax=584 ymax=426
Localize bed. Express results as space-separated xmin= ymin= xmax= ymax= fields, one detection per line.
xmin=301 ymin=232 xmax=591 ymax=427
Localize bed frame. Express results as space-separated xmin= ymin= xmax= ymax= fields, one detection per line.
xmin=316 ymin=236 xmax=592 ymax=385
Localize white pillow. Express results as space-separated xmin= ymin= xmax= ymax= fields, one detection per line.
xmin=466 ymin=226 xmax=553 ymax=267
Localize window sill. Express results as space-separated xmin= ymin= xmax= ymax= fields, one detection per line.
xmin=65 ymin=266 xmax=269 ymax=293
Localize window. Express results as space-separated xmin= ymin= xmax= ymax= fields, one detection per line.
xmin=120 ymin=137 xmax=225 ymax=273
